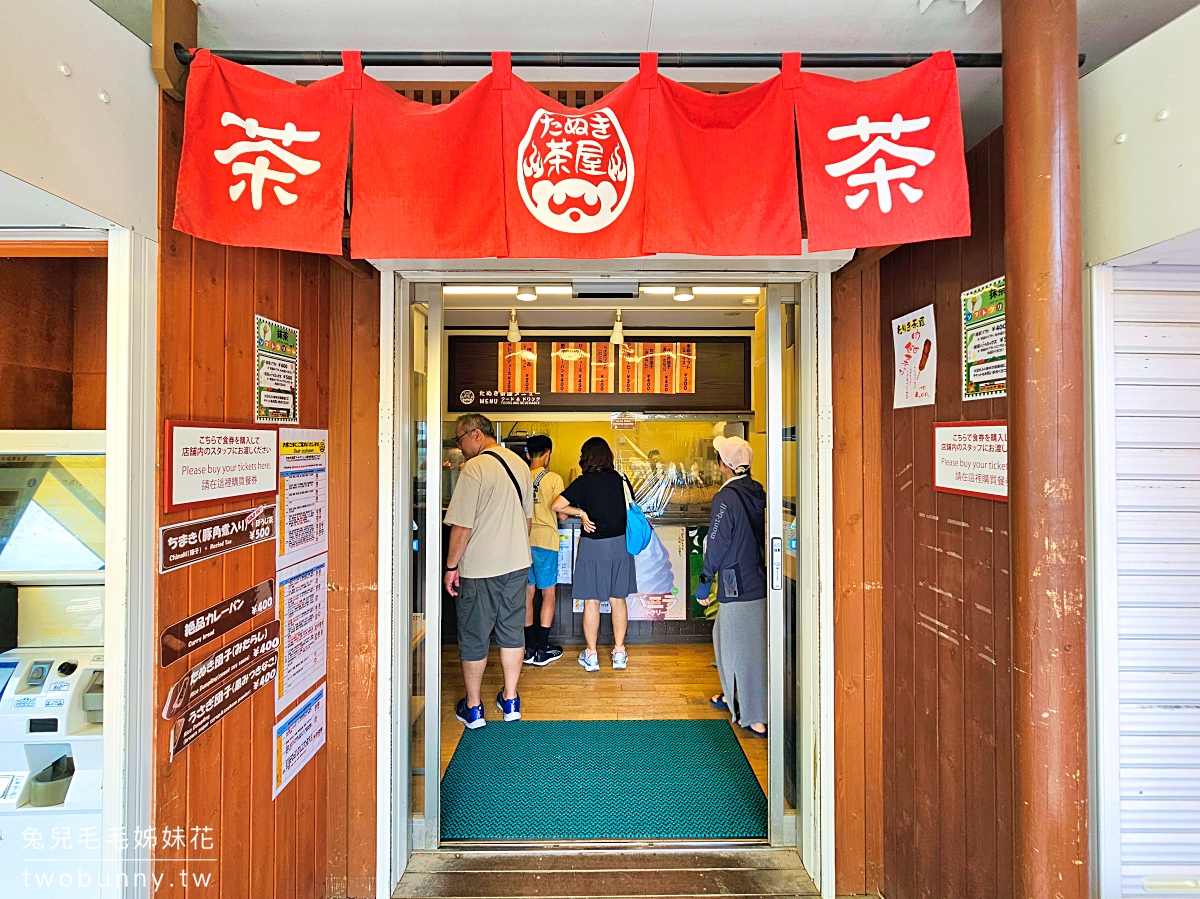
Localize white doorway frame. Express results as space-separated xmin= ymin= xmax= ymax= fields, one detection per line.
xmin=0 ymin=227 xmax=156 ymax=899
xmin=101 ymin=228 xmax=158 ymax=899
xmin=375 ymin=265 xmax=839 ymax=898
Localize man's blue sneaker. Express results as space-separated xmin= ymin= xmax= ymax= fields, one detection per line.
xmin=496 ymin=691 xmax=521 ymax=722
xmin=455 ymin=697 xmax=485 ymax=730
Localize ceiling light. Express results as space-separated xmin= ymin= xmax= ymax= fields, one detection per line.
xmin=640 ymin=286 xmax=675 ymax=295
xmin=673 ymin=286 xmax=695 ymax=302
xmin=693 ymin=286 xmax=763 ymax=296
xmin=507 ymin=309 xmax=522 ymax=343
xmin=610 ymin=309 xmax=625 ymax=345
xmin=516 ymin=285 xmax=537 ymax=302
xmin=741 ymin=296 xmax=760 ymax=307
xmin=442 ymin=285 xmax=518 ymax=296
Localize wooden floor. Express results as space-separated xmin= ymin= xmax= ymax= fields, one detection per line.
xmin=437 ymin=643 xmax=767 ymax=792
xmin=393 ymin=848 xmax=819 ymax=898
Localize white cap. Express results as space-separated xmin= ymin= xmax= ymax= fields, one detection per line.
xmin=713 ymin=435 xmax=753 ymax=471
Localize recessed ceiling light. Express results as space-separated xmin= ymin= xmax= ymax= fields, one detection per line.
xmin=442 ymin=285 xmax=517 ymax=296
xmin=517 ymin=285 xmax=537 ymax=302
xmin=674 ymin=286 xmax=695 ymax=302
xmin=741 ymin=296 xmax=759 ymax=307
xmin=694 ymin=286 xmax=762 ymax=296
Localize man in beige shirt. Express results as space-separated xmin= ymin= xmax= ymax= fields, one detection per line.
xmin=523 ymin=434 xmax=565 ymax=666
xmin=444 ymin=413 xmax=534 ymax=729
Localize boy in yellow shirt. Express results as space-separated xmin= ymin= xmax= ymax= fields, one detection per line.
xmin=524 ymin=434 xmax=565 ymax=665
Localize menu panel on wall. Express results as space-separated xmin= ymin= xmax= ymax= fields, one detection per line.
xmin=451 ymin=336 xmax=750 ymax=413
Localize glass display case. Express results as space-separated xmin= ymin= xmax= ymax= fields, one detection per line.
xmin=441 ymin=414 xmax=749 ymax=525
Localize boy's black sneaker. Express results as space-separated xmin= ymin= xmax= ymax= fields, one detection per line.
xmin=523 ymin=646 xmax=536 ymax=665
xmin=531 ymin=646 xmax=563 ymax=666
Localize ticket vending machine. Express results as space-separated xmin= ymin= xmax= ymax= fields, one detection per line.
xmin=0 ymin=443 xmax=106 ymax=896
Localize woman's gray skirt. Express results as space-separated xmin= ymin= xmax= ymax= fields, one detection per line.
xmin=572 ymin=534 xmax=637 ymax=601
xmin=713 ymin=597 xmax=768 ymax=727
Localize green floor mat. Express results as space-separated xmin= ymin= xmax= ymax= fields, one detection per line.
xmin=440 ymin=719 xmax=767 ymax=841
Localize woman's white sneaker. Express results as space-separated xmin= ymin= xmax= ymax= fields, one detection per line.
xmin=578 ymin=650 xmax=600 ymax=672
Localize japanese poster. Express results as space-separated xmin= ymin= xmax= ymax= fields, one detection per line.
xmin=962 ymin=276 xmax=1007 ymax=401
xmin=933 ymin=422 xmax=1008 ymax=501
xmin=275 ymin=554 xmax=328 ymax=714
xmin=677 ymin=342 xmax=697 ymax=394
xmin=552 ymin=342 xmax=591 ymax=393
xmin=591 ymin=342 xmax=615 ymax=393
xmin=892 ymin=304 xmax=937 ymax=409
xmin=619 ymin=343 xmax=641 ymax=394
xmin=497 ymin=341 xmax=538 ymax=394
xmin=557 ymin=526 xmax=577 ymax=584
xmin=164 ymin=421 xmax=277 ymax=512
xmin=273 ymin=682 xmax=327 ymax=799
xmin=159 ymin=504 xmax=277 ymax=574
xmin=572 ymin=526 xmax=687 ymax=620
xmin=256 ymin=315 xmax=300 ymax=425
xmin=277 ymin=429 xmax=329 ymax=569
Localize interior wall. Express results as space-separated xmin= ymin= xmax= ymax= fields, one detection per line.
xmin=878 ymin=130 xmax=1012 ymax=899
xmin=0 ymin=255 xmax=107 ymax=429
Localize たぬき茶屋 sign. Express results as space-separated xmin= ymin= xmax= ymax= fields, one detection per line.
xmin=164 ymin=421 xmax=278 ymax=512
xmin=933 ymin=421 xmax=1007 ymax=501
xmin=174 ymin=51 xmax=971 ymax=258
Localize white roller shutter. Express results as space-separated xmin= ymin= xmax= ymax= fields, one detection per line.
xmin=1110 ymin=268 xmax=1200 ymax=897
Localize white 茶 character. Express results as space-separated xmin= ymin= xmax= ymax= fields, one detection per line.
xmin=824 ymin=113 xmax=935 ymax=213
xmin=545 ymin=138 xmax=573 ymax=175
xmin=214 ymin=112 xmax=322 ymax=210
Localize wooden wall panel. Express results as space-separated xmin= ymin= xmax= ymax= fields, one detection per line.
xmin=72 ymin=257 xmax=108 ymax=429
xmin=0 ymin=255 xmax=107 ymax=430
xmin=877 ymin=130 xmax=1012 ymax=899
xmin=831 ymin=254 xmax=885 ymax=896
xmin=154 ymin=91 xmax=346 ymax=899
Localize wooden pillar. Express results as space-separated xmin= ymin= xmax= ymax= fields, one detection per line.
xmin=1000 ymin=1 xmax=1089 ymax=898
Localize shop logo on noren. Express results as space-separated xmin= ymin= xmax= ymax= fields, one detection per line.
xmin=517 ymin=107 xmax=634 ymax=234
xmin=460 ymin=390 xmax=475 ymax=405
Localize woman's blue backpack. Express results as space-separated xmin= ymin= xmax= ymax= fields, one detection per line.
xmin=622 ymin=476 xmax=653 ymax=556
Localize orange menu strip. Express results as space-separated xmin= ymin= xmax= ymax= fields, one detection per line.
xmin=620 ymin=343 xmax=640 ymax=394
xmin=590 ymin=342 xmax=612 ymax=393
xmin=677 ymin=342 xmax=696 ymax=394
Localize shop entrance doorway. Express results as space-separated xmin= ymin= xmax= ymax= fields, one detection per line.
xmin=375 ymin=269 xmax=836 ymax=895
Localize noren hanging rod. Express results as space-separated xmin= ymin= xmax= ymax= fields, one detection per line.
xmin=174 ymin=46 xmax=1084 ymax=69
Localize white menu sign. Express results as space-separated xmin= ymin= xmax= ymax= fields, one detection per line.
xmin=272 ymin=682 xmax=326 ymax=798
xmin=277 ymin=429 xmax=329 ymax=569
xmin=275 ymin=554 xmax=328 ymax=713
xmin=166 ymin=422 xmax=277 ymax=511
xmin=933 ymin=421 xmax=1008 ymax=501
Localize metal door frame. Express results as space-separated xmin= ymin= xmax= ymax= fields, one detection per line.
xmin=378 ymin=269 xmax=836 ymax=896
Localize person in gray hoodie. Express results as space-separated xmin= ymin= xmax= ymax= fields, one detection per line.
xmin=695 ymin=435 xmax=768 ymax=737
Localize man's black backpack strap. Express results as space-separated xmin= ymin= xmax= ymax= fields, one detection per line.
xmin=482 ymin=449 xmax=525 ymax=506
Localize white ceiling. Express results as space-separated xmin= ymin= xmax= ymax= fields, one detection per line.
xmin=0 ymin=171 xmax=114 ymax=230
xmin=184 ymin=0 xmax=1200 ymax=146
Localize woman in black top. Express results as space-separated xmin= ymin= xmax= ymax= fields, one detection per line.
xmin=552 ymin=437 xmax=638 ymax=672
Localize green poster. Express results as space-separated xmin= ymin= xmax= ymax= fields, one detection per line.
xmin=687 ymin=526 xmax=716 ymax=621
xmin=256 ymin=315 xmax=300 ymax=424
xmin=962 ymin=276 xmax=1006 ymax=401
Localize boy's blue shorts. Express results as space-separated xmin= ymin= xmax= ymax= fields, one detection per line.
xmin=528 ymin=546 xmax=558 ymax=590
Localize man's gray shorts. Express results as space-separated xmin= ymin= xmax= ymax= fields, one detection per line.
xmin=456 ymin=568 xmax=530 ymax=662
